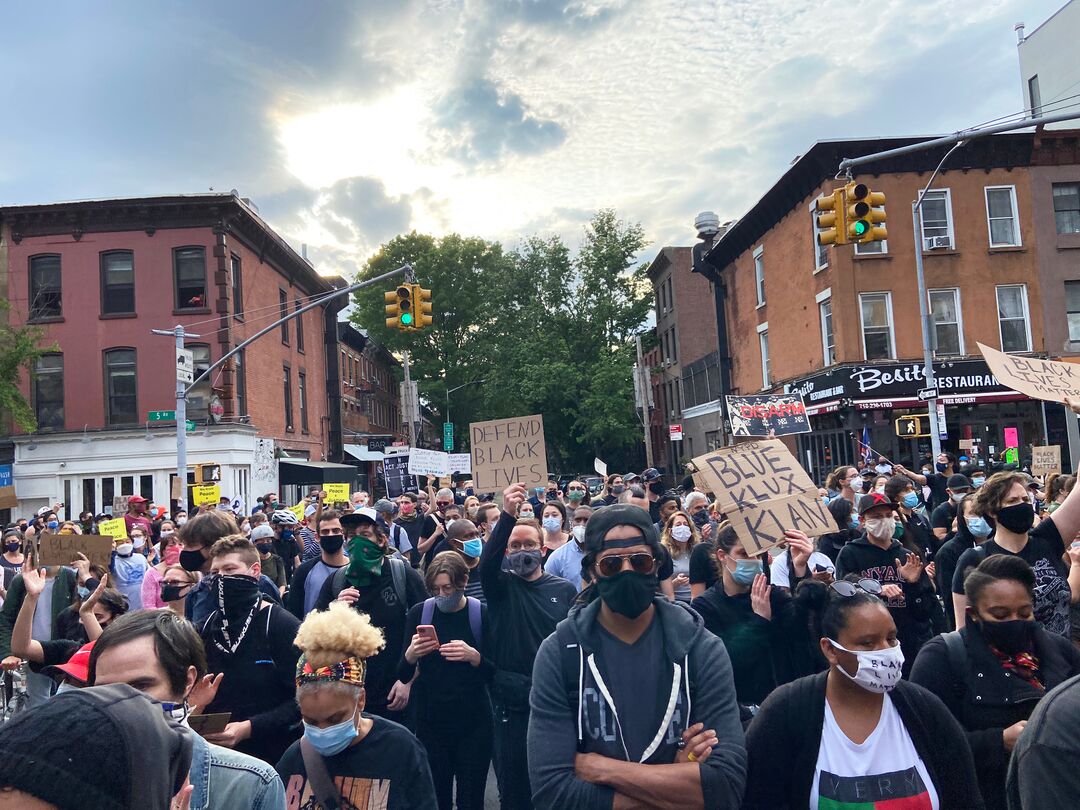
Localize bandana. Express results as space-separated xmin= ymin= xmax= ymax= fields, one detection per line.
xmin=296 ymin=654 xmax=366 ymax=688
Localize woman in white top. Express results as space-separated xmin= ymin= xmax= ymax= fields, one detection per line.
xmin=659 ymin=511 xmax=698 ymax=601
xmin=827 ymin=466 xmax=863 ymax=509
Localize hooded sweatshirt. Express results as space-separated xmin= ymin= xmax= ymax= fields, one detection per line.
xmin=528 ymin=596 xmax=747 ymax=810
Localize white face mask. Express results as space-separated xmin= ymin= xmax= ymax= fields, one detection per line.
xmin=115 ymin=542 xmax=134 ymax=556
xmin=131 ymin=536 xmax=146 ymax=550
xmin=951 ymin=492 xmax=966 ymax=503
xmin=176 ymin=517 xmax=188 ymax=526
xmin=671 ymin=525 xmax=693 ymax=543
xmin=874 ymin=486 xmax=886 ymax=495
xmin=849 ymin=478 xmax=864 ymax=492
xmin=571 ymin=525 xmax=586 ymax=545
xmin=863 ymin=516 xmax=895 ymax=540
xmin=828 ymin=639 xmax=905 ymax=693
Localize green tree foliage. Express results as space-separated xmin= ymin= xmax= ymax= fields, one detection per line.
xmin=350 ymin=210 xmax=653 ymax=474
xmin=0 ymin=300 xmax=57 ymax=432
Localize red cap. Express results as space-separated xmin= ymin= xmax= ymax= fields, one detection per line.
xmin=127 ymin=495 xmax=148 ymax=504
xmin=857 ymin=492 xmax=899 ymax=516
xmin=42 ymin=641 xmax=96 ymax=684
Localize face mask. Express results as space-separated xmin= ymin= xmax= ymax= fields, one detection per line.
xmin=241 ymin=524 xmax=251 ymax=536
xmin=902 ymin=492 xmax=920 ymax=510
xmin=691 ymin=510 xmax=710 ymax=528
xmin=161 ymin=582 xmax=189 ymax=602
xmin=996 ymin=503 xmax=1035 ymax=535
xmin=505 ymin=550 xmax=542 ymax=578
xmin=281 ymin=529 xmax=294 ymax=540
xmin=462 ymin=538 xmax=484 ymax=558
xmin=160 ymin=529 xmax=174 ymax=539
xmin=46 ymin=520 xmax=60 ymax=531
xmin=849 ymin=517 xmax=860 ymax=529
xmin=255 ymin=542 xmax=274 ymax=555
xmin=966 ymin=516 xmax=992 ymax=538
xmin=568 ymin=489 xmax=585 ymax=502
xmin=848 ymin=478 xmax=864 ymax=492
xmin=951 ymin=492 xmax=966 ymax=503
xmin=466 ymin=507 xmax=479 ymax=520
xmin=176 ymin=517 xmax=188 ymax=526
xmin=892 ymin=521 xmax=905 ymax=540
xmin=465 ymin=488 xmax=475 ymax=497
xmin=519 ymin=511 xmax=534 ymax=520
xmin=320 ymin=535 xmax=345 ymax=555
xmin=399 ymin=503 xmax=415 ymax=516
xmin=571 ymin=525 xmax=586 ymax=545
xmin=863 ymin=516 xmax=895 ymax=540
xmin=972 ymin=477 xmax=985 ymax=488
xmin=611 ymin=485 xmax=625 ymax=495
xmin=131 ymin=536 xmax=145 ymax=550
xmin=829 ymin=640 xmax=905 ymax=693
xmin=648 ymin=482 xmax=665 ymax=495
xmin=595 ymin=570 xmax=658 ymax=618
xmin=874 ymin=486 xmax=885 ymax=495
xmin=671 ymin=525 xmax=692 ymax=543
xmin=974 ymin=616 xmax=1037 ymax=655
xmin=435 ymin=590 xmax=465 ymax=612
xmin=822 ymin=495 xmax=830 ymax=505
xmin=77 ymin=586 xmax=91 ymax=600
xmin=346 ymin=536 xmax=385 ymax=586
xmin=303 ymin=699 xmax=359 ymax=756
xmin=164 ymin=545 xmax=181 ymax=566
xmin=179 ymin=549 xmax=206 ymax=572
xmin=728 ymin=557 xmax=763 ymax=586
xmin=115 ymin=543 xmax=134 ymax=556
xmin=936 ymin=462 xmax=948 ymax=472
xmin=4 ymin=543 xmax=20 ymax=554
xmin=215 ymin=573 xmax=260 ymax=609
xmin=542 ymin=517 xmax=563 ymax=533
xmin=160 ymin=701 xmax=190 ymax=725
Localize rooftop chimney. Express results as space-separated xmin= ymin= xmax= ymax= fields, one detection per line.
xmin=1014 ymin=22 xmax=1025 ymax=44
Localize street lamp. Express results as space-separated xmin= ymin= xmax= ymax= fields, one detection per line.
xmin=445 ymin=379 xmax=487 ymax=448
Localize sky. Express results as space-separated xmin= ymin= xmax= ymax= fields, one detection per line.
xmin=0 ymin=0 xmax=1070 ymax=278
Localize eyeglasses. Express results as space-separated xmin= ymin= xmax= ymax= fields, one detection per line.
xmin=595 ymin=552 xmax=657 ymax=578
xmin=830 ymin=578 xmax=883 ymax=598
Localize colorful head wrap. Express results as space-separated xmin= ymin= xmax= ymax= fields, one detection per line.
xmin=295 ymin=654 xmax=366 ymax=688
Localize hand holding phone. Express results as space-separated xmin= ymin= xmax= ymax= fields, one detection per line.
xmin=417 ymin=625 xmax=439 ymax=646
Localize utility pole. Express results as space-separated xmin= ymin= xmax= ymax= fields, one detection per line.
xmin=150 ymin=325 xmax=199 ymax=513
xmin=401 ymin=351 xmax=416 ymax=447
xmin=635 ymin=335 xmax=654 ymax=468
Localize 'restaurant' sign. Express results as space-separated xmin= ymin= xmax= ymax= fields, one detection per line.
xmin=788 ymin=359 xmax=1011 ymax=404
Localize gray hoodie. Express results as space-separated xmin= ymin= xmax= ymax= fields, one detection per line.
xmin=528 ymin=596 xmax=747 ymax=809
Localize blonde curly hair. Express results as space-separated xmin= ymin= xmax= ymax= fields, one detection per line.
xmin=294 ymin=601 xmax=386 ymax=670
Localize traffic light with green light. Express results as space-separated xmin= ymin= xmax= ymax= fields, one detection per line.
xmin=814 ymin=188 xmax=847 ymax=246
xmin=412 ymin=285 xmax=433 ymax=330
xmin=385 ymin=285 xmax=414 ymax=330
xmin=845 ymin=182 xmax=887 ymax=244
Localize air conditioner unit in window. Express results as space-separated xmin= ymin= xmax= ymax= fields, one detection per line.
xmin=924 ymin=236 xmax=952 ymax=251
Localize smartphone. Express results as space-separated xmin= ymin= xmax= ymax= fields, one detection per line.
xmin=417 ymin=625 xmax=439 ymax=646
xmin=187 ymin=712 xmax=231 ymax=735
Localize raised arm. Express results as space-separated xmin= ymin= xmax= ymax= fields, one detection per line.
xmin=11 ymin=564 xmax=47 ymax=664
xmin=480 ymin=484 xmax=527 ymax=599
xmin=893 ymin=464 xmax=927 ymax=487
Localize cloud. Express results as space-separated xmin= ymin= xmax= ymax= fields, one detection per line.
xmin=320 ymin=176 xmax=414 ymax=245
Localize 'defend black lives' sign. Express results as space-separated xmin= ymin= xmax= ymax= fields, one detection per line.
xmin=788 ymin=359 xmax=1008 ymax=403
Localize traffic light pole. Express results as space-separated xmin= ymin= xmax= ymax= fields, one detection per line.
xmin=149 ymin=324 xmax=200 ymax=513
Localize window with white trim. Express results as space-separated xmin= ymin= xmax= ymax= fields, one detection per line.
xmin=1066 ymin=281 xmax=1080 ymax=343
xmin=1054 ymin=183 xmax=1080 ymax=234
xmin=819 ymin=298 xmax=835 ymax=366
xmin=757 ymin=324 xmax=770 ymax=388
xmin=859 ymin=292 xmax=895 ymax=360
xmin=996 ymin=284 xmax=1032 ymax=352
xmin=855 ymin=237 xmax=887 ymax=255
xmin=753 ymin=246 xmax=765 ymax=306
xmin=928 ymin=288 xmax=964 ymax=356
xmin=920 ymin=190 xmax=954 ymax=246
xmin=809 ymin=204 xmax=828 ymax=271
xmin=985 ymin=186 xmax=1021 ymax=247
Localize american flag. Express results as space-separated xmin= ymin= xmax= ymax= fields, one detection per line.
xmin=858 ymin=425 xmax=874 ymax=466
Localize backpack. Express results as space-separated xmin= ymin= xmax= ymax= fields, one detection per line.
xmin=420 ymin=597 xmax=483 ymax=650
xmin=329 ymin=556 xmax=407 ymax=607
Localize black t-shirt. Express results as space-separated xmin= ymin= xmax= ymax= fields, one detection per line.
xmin=689 ymin=541 xmax=718 ymax=590
xmin=930 ymin=501 xmax=957 ymax=533
xmin=419 ymin=515 xmax=442 ymax=568
xmin=925 ymin=473 xmax=949 ymax=510
xmin=594 ymin=617 xmax=663 ymax=761
xmin=276 ymin=715 xmax=437 ymax=810
xmin=953 ymin=516 xmax=1070 ymax=637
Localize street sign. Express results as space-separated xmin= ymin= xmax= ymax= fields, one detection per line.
xmin=917 ymin=387 xmax=938 ymax=401
xmin=185 ymin=420 xmax=196 ymax=433
xmin=669 ymin=424 xmax=684 ymax=441
xmin=149 ymin=410 xmax=176 ymax=421
xmin=177 ymin=348 xmax=194 ymax=384
xmin=895 ymin=415 xmax=930 ymax=438
xmin=443 ymin=422 xmax=454 ymax=452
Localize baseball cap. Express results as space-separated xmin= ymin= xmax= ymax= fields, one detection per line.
xmin=340 ymin=507 xmax=378 ymax=527
xmin=127 ymin=495 xmax=148 ymax=504
xmin=41 ymin=641 xmax=96 ymax=684
xmin=858 ymin=492 xmax=899 ymax=515
xmin=36 ymin=506 xmax=53 ymax=517
xmin=250 ymin=524 xmax=275 ymax=542
xmin=946 ymin=474 xmax=972 ymax=490
xmin=373 ymin=499 xmax=396 ymax=515
xmin=641 ymin=467 xmax=662 ymax=483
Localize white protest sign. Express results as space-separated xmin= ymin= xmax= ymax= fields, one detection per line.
xmin=470 ymin=414 xmax=548 ymax=490
xmin=449 ymin=454 xmax=472 ymax=474
xmin=408 ymin=448 xmax=451 ymax=477
xmin=594 ymin=458 xmax=608 ymax=477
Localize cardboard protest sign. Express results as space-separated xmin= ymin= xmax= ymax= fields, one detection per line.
xmin=449 ymin=454 xmax=472 ymax=474
xmin=726 ymin=394 xmax=811 ymax=437
xmin=408 ymin=448 xmax=451 ymax=478
xmin=191 ymin=484 xmax=220 ymax=507
xmin=1031 ymin=445 xmax=1062 ymax=477
xmin=470 ymin=415 xmax=547 ymax=490
xmin=692 ymin=439 xmax=832 ymax=556
xmin=38 ymin=532 xmax=114 ymax=569
xmin=97 ymin=517 xmax=128 ymax=540
xmin=112 ymin=495 xmax=131 ymax=515
xmin=383 ymin=454 xmax=418 ymax=499
xmin=978 ymin=343 xmax=1080 ymax=404
xmin=324 ymin=483 xmax=350 ymax=503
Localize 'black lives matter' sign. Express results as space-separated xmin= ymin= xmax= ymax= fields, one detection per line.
xmin=692 ymin=439 xmax=832 ymax=555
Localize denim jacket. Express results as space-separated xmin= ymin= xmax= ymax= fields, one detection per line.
xmin=190 ymin=734 xmax=286 ymax=810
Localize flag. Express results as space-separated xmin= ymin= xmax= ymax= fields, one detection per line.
xmin=858 ymin=426 xmax=873 ymax=466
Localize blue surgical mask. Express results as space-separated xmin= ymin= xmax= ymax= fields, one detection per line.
xmin=303 ymin=699 xmax=359 ymax=756
xmin=902 ymin=492 xmax=920 ymax=510
xmin=462 ymin=538 xmax=483 ymax=558
xmin=966 ymin=516 xmax=992 ymax=538
xmin=47 ymin=520 xmax=59 ymax=531
xmin=971 ymin=477 xmax=985 ymax=488
xmin=542 ymin=517 xmax=562 ymax=533
xmin=77 ymin=586 xmax=91 ymax=600
xmin=849 ymin=515 xmax=861 ymax=529
xmin=730 ymin=558 xmax=763 ymax=586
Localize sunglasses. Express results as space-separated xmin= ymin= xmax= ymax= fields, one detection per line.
xmin=830 ymin=578 xmax=883 ymax=598
xmin=595 ymin=552 xmax=657 ymax=579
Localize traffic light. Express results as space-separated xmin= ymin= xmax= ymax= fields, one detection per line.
xmin=846 ymin=182 xmax=887 ymax=244
xmin=813 ymin=188 xmax=847 ymax=246
xmin=411 ymin=284 xmax=433 ymax=330
xmin=194 ymin=463 xmax=221 ymax=484
xmin=384 ymin=286 xmax=414 ymax=330
xmin=894 ymin=415 xmax=930 ymax=438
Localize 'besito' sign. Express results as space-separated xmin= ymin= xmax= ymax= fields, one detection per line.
xmin=789 ymin=358 xmax=1008 ymax=402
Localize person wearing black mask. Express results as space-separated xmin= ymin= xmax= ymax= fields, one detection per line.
xmin=640 ymin=467 xmax=665 ymax=523
xmin=269 ymin=509 xmax=302 ymax=580
xmin=596 ymin=474 xmax=625 ymax=507
xmin=952 ymin=471 xmax=1080 ymax=638
xmin=528 ymin=503 xmax=747 ymax=809
xmin=912 ymin=555 xmax=1080 ymax=810
xmin=252 ymin=524 xmax=286 ymax=596
xmin=895 ymin=451 xmax=958 ymax=510
xmin=284 ymin=509 xmax=349 ymax=620
xmin=198 ymin=536 xmax=301 ymax=765
xmin=935 ymin=493 xmax=993 ymax=631
xmin=929 ymin=474 xmax=973 ymax=546
xmin=481 ymin=484 xmax=577 ymax=809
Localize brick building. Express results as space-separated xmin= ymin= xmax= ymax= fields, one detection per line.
xmin=698 ymin=130 xmax=1080 ymax=482
xmin=0 ymin=193 xmax=354 ymax=517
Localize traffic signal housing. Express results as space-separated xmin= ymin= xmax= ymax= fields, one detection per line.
xmin=385 ymin=285 xmax=414 ymax=330
xmin=194 ymin=463 xmax=221 ymax=484
xmin=846 ymin=182 xmax=887 ymax=244
xmin=814 ymin=189 xmax=847 ymax=246
xmin=412 ymin=284 xmax=433 ymax=330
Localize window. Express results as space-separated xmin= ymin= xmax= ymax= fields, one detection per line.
xmin=173 ymin=248 xmax=206 ymax=309
xmin=28 ymin=255 xmax=62 ymax=319
xmin=855 ymin=238 xmax=887 ymax=255
xmin=859 ymin=292 xmax=895 ymax=360
xmin=1067 ymin=282 xmax=1080 ymax=343
xmin=985 ymin=186 xmax=1021 ymax=247
xmin=33 ymin=353 xmax=64 ymax=430
xmin=186 ymin=344 xmax=211 ymax=421
xmin=996 ymin=285 xmax=1032 ymax=352
xmin=283 ymin=366 xmax=294 ymax=430
xmin=757 ymin=324 xmax=770 ymax=388
xmin=1053 ymin=184 xmax=1080 ymax=234
xmin=929 ymin=288 xmax=964 ymax=356
xmin=231 ymin=254 xmax=243 ymax=317
xmin=279 ymin=290 xmax=289 ymax=344
xmin=235 ymin=349 xmax=248 ymax=417
xmin=819 ymin=298 xmax=835 ymax=366
xmin=1028 ymin=75 xmax=1042 ymax=117
xmin=295 ymin=300 xmax=304 ymax=352
xmin=809 ymin=205 xmax=828 ymax=271
xmin=100 ymin=251 xmax=135 ymax=314
xmin=753 ymin=246 xmax=765 ymax=306
xmin=299 ymin=372 xmax=309 ymax=432
xmin=920 ymin=190 xmax=954 ymax=244
xmin=104 ymin=349 xmax=137 ymax=425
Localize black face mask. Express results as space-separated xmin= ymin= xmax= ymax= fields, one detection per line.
xmin=595 ymin=571 xmax=658 ymax=618
xmin=974 ymin=616 xmax=1037 ymax=655
xmin=648 ymin=482 xmax=665 ymax=495
xmin=936 ymin=462 xmax=948 ymax=472
xmin=160 ymin=582 xmax=189 ymax=602
xmin=4 ymin=543 xmax=20 ymax=554
xmin=692 ymin=510 xmax=710 ymax=528
xmin=995 ymin=503 xmax=1035 ymax=535
xmin=319 ymin=535 xmax=345 ymax=555
xmin=214 ymin=573 xmax=260 ymax=611
xmin=178 ymin=549 xmax=207 ymax=572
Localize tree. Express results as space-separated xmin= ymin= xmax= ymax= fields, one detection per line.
xmin=0 ymin=300 xmax=57 ymax=432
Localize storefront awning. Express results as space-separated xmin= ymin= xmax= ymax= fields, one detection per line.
xmin=343 ymin=444 xmax=386 ymax=462
xmin=279 ymin=460 xmax=358 ymax=485
xmin=804 ymin=390 xmax=1029 ymax=416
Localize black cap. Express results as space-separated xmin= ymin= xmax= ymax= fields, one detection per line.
xmin=581 ymin=504 xmax=663 ymax=582
xmin=858 ymin=493 xmax=899 ymax=516
xmin=947 ymin=474 xmax=972 ymax=490
xmin=641 ymin=467 xmax=662 ymax=483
